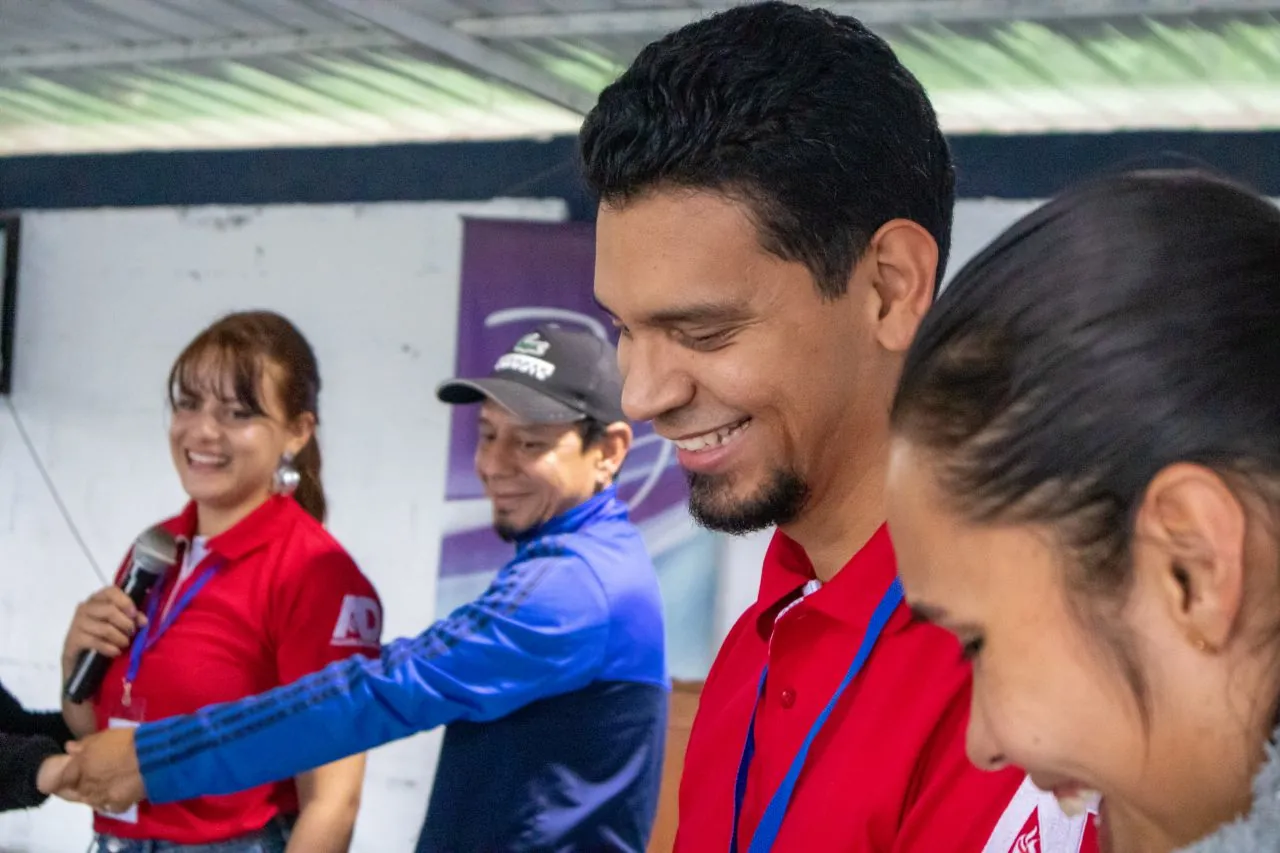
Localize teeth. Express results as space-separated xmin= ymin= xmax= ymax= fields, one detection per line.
xmin=1054 ymin=789 xmax=1101 ymax=818
xmin=188 ymin=451 xmax=227 ymax=466
xmin=673 ymin=419 xmax=750 ymax=452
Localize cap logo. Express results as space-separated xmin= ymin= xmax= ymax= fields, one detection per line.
xmin=512 ymin=332 xmax=551 ymax=357
xmin=494 ymin=352 xmax=555 ymax=381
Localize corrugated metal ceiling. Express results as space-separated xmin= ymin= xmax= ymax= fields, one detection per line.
xmin=0 ymin=0 xmax=1277 ymax=156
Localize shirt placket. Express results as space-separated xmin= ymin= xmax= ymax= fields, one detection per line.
xmin=747 ymin=593 xmax=816 ymax=842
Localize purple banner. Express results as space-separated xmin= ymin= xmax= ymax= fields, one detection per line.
xmin=438 ymin=217 xmax=692 ymax=579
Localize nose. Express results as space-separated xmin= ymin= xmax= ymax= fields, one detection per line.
xmin=618 ymin=335 xmax=695 ymax=424
xmin=186 ymin=406 xmax=222 ymax=439
xmin=965 ymin=694 xmax=1009 ymax=773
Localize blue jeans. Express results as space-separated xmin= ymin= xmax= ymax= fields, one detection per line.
xmin=92 ymin=816 xmax=294 ymax=853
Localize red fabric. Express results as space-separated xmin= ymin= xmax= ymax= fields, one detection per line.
xmin=92 ymin=495 xmax=382 ymax=844
xmin=1012 ymin=809 xmax=1043 ymax=852
xmin=1082 ymin=814 xmax=1101 ymax=851
xmin=674 ymin=525 xmax=1100 ymax=853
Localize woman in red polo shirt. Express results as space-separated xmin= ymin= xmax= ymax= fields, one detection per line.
xmin=59 ymin=311 xmax=382 ymax=853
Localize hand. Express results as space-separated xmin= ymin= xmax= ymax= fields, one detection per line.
xmin=58 ymin=729 xmax=146 ymax=813
xmin=62 ymin=587 xmax=147 ymax=678
xmin=36 ymin=754 xmax=72 ymax=797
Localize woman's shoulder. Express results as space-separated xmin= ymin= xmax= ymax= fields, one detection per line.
xmin=270 ymin=500 xmax=371 ymax=585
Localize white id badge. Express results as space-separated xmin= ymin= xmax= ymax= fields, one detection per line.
xmin=97 ymin=718 xmax=141 ymax=824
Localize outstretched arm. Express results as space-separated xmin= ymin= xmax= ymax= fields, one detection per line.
xmin=64 ymin=554 xmax=609 ymax=810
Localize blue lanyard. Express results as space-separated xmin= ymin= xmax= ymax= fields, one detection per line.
xmin=123 ymin=560 xmax=220 ymax=703
xmin=729 ymin=577 xmax=904 ymax=853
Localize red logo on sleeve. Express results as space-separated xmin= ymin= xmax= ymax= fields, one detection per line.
xmin=1010 ymin=809 xmax=1040 ymax=853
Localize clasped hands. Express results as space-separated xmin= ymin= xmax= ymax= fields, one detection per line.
xmin=39 ymin=727 xmax=147 ymax=814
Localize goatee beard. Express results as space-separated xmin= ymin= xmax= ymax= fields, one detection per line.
xmin=494 ymin=523 xmax=524 ymax=542
xmin=685 ymin=468 xmax=809 ymax=534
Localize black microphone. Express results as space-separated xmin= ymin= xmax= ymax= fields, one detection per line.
xmin=64 ymin=525 xmax=179 ymax=703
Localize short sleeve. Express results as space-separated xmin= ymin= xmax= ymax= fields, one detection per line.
xmin=270 ymin=547 xmax=383 ymax=686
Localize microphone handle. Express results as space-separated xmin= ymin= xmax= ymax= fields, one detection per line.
xmin=63 ymin=569 xmax=163 ymax=704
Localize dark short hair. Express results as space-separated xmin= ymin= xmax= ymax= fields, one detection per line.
xmin=579 ymin=0 xmax=954 ymax=298
xmin=577 ymin=417 xmax=608 ymax=450
xmin=891 ymin=168 xmax=1280 ymax=722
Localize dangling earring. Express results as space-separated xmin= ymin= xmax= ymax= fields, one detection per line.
xmin=272 ymin=451 xmax=300 ymax=496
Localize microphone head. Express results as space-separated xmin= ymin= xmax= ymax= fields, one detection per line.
xmin=132 ymin=526 xmax=179 ymax=574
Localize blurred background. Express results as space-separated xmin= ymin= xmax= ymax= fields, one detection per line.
xmin=0 ymin=1 xmax=1276 ymax=850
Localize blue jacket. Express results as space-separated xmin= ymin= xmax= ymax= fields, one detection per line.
xmin=135 ymin=487 xmax=669 ymax=852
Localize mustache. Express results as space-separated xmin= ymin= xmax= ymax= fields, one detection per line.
xmin=653 ymin=410 xmax=743 ymax=436
xmin=651 ymin=411 xmax=693 ymax=433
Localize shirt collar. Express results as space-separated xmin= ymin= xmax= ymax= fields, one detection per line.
xmin=516 ymin=486 xmax=627 ymax=545
xmin=162 ymin=495 xmax=296 ymax=561
xmin=754 ymin=523 xmax=900 ymax=634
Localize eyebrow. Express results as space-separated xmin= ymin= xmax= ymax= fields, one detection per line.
xmin=593 ymin=294 xmax=752 ymax=329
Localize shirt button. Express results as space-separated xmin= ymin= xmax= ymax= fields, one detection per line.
xmin=779 ymin=688 xmax=796 ymax=708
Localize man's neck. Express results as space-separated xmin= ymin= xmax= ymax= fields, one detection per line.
xmin=781 ymin=451 xmax=889 ymax=583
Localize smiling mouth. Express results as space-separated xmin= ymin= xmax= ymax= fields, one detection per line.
xmin=1034 ymin=779 xmax=1101 ymax=818
xmin=670 ymin=418 xmax=751 ymax=452
xmin=185 ymin=450 xmax=229 ymax=469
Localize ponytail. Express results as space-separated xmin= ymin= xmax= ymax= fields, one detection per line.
xmin=293 ymin=437 xmax=326 ymax=524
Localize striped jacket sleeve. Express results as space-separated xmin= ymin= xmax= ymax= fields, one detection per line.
xmin=136 ymin=549 xmax=610 ymax=804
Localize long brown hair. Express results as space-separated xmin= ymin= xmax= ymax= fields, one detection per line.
xmin=167 ymin=311 xmax=327 ymax=523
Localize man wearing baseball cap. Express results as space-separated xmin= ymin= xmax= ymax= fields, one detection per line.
xmin=59 ymin=324 xmax=670 ymax=853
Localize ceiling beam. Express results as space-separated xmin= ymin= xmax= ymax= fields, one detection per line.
xmin=323 ymin=0 xmax=595 ymax=114
xmin=79 ymin=0 xmax=229 ymax=41
xmin=453 ymin=0 xmax=1280 ymax=39
xmin=0 ymin=31 xmax=404 ymax=72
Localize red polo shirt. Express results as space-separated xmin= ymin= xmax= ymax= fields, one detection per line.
xmin=675 ymin=525 xmax=1099 ymax=853
xmin=92 ymin=495 xmax=383 ymax=844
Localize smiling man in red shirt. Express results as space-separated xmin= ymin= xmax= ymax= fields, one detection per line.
xmin=583 ymin=3 xmax=1099 ymax=851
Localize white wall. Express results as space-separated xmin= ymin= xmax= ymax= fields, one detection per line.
xmin=0 ymin=198 xmax=566 ymax=853
xmin=945 ymin=198 xmax=1046 ymax=285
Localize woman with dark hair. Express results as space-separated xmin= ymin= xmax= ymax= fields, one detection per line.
xmin=884 ymin=170 xmax=1280 ymax=853
xmin=59 ymin=311 xmax=382 ymax=852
